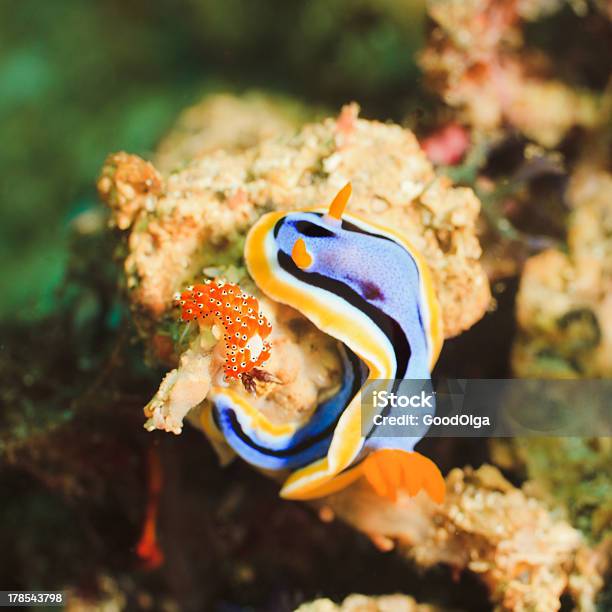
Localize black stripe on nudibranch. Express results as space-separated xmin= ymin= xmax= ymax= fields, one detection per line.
xmin=277 ymin=251 xmax=411 ymax=379
xmin=340 ymin=218 xmax=397 ymax=244
xmin=273 ymin=217 xmax=284 ymax=238
xmin=223 ymin=410 xmax=326 ymax=460
xmin=294 ymin=220 xmax=336 ymax=238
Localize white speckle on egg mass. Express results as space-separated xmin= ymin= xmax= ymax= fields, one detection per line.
xmin=246 ymin=334 xmax=264 ymax=360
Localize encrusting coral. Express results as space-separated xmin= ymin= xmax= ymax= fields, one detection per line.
xmin=98 ymin=99 xmax=607 ymax=610
xmin=154 ymin=91 xmax=319 ymax=175
xmin=99 ymin=103 xmax=490 ymax=439
xmin=99 ymin=102 xmax=489 ymax=347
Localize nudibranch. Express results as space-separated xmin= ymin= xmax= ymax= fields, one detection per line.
xmin=192 ymin=184 xmax=446 ymax=503
xmin=174 ymin=279 xmax=272 ymax=386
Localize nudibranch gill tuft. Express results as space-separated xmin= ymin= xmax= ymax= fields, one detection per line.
xmin=173 ymin=279 xmax=272 ymax=381
xmin=203 ymin=184 xmax=446 ymax=504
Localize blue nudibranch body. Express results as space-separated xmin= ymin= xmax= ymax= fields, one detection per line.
xmin=210 ymin=184 xmax=445 ymax=503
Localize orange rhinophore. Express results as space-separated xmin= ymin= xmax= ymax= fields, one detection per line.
xmin=174 ymin=279 xmax=272 ymax=380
